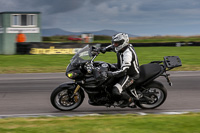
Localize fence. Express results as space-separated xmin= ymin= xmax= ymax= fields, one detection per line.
xmin=16 ymin=42 xmax=200 ymax=54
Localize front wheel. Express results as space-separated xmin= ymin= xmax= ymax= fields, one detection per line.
xmin=50 ymin=84 xmax=85 ymax=111
xmin=136 ymin=81 xmax=167 ymax=109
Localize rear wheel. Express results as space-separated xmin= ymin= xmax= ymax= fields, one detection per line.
xmin=50 ymin=85 xmax=84 ymax=111
xmin=136 ymin=81 xmax=167 ymax=109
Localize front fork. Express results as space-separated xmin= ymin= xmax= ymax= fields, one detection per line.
xmin=70 ymin=84 xmax=81 ymax=98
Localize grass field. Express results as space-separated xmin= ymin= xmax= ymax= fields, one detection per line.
xmin=43 ymin=35 xmax=200 ymax=43
xmin=0 ymin=113 xmax=200 ymax=133
xmin=0 ymin=46 xmax=200 ymax=132
xmin=0 ymin=46 xmax=200 ymax=74
xmin=129 ymin=35 xmax=200 ymax=43
xmin=94 ymin=36 xmax=200 ymax=43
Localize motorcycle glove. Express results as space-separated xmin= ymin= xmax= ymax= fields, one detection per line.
xmin=100 ymin=45 xmax=114 ymax=54
xmin=99 ymin=48 xmax=106 ymax=54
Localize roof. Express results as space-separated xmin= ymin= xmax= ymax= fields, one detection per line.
xmin=0 ymin=11 xmax=41 ymax=14
xmin=82 ymin=33 xmax=93 ymax=34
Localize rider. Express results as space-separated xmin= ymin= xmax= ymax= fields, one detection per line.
xmin=100 ymin=33 xmax=140 ymax=107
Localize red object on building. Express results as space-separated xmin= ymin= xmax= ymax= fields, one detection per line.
xmin=16 ymin=33 xmax=26 ymax=42
xmin=68 ymin=36 xmax=82 ymax=41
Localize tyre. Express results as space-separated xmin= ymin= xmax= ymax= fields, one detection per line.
xmin=136 ymin=81 xmax=167 ymax=109
xmin=50 ymin=84 xmax=85 ymax=111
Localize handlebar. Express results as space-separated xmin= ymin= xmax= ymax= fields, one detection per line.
xmin=91 ymin=55 xmax=97 ymax=63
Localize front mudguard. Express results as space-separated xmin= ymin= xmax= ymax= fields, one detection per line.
xmin=59 ymin=82 xmax=76 ymax=89
xmin=55 ymin=82 xmax=85 ymax=98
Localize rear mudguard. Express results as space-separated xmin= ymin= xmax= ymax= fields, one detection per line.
xmin=144 ymin=80 xmax=165 ymax=88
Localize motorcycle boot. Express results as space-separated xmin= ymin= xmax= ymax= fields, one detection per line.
xmin=119 ymin=92 xmax=135 ymax=108
xmin=112 ymin=86 xmax=121 ymax=102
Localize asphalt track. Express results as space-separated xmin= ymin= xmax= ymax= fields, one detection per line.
xmin=0 ymin=71 xmax=200 ymax=118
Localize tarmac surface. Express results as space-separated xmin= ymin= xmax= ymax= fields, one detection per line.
xmin=0 ymin=71 xmax=200 ymax=118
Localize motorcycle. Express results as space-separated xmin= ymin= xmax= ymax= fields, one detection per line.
xmin=50 ymin=45 xmax=182 ymax=111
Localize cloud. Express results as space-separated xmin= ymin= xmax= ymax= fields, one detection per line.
xmin=96 ymin=3 xmax=119 ymax=16
xmin=0 ymin=0 xmax=200 ymax=35
xmin=89 ymin=0 xmax=109 ymax=5
xmin=42 ymin=0 xmax=87 ymax=14
xmin=0 ymin=0 xmax=88 ymax=14
xmin=138 ymin=0 xmax=200 ymax=11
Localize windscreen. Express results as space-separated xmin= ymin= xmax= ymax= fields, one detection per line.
xmin=70 ymin=45 xmax=93 ymax=65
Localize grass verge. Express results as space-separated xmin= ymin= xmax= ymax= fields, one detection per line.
xmin=0 ymin=113 xmax=200 ymax=133
xmin=0 ymin=46 xmax=200 ymax=74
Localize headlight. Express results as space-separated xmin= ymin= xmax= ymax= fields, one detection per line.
xmin=66 ymin=70 xmax=83 ymax=79
xmin=67 ymin=73 xmax=73 ymax=78
xmin=67 ymin=72 xmax=78 ymax=79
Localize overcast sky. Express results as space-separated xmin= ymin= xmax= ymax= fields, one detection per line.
xmin=1 ymin=0 xmax=200 ymax=36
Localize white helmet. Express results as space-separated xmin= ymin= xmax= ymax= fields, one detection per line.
xmin=112 ymin=33 xmax=129 ymax=52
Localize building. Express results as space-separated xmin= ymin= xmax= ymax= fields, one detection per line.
xmin=0 ymin=12 xmax=41 ymax=54
xmin=81 ymin=33 xmax=94 ymax=43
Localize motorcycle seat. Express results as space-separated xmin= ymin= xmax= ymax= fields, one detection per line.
xmin=135 ymin=63 xmax=164 ymax=84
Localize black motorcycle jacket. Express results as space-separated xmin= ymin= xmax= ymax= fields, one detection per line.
xmin=102 ymin=44 xmax=140 ymax=78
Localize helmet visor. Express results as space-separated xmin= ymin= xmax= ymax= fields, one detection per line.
xmin=112 ymin=40 xmax=125 ymax=47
